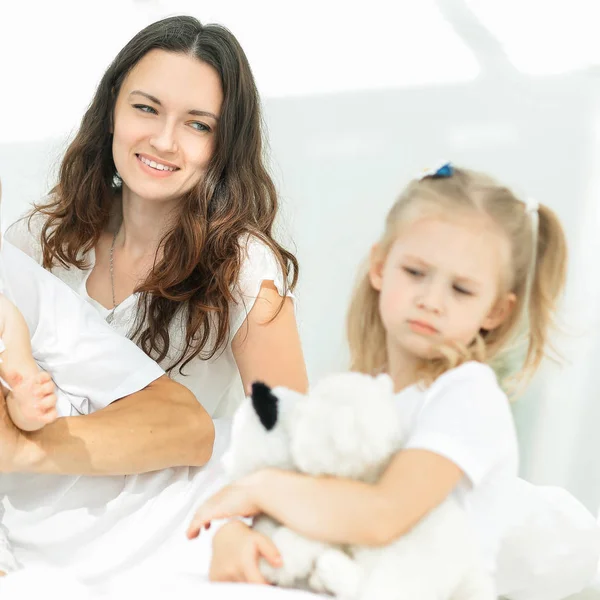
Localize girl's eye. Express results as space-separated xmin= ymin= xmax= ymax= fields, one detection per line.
xmin=453 ymin=285 xmax=473 ymax=296
xmin=133 ymin=104 xmax=158 ymax=114
xmin=189 ymin=121 xmax=211 ymax=133
xmin=403 ymin=267 xmax=424 ymax=278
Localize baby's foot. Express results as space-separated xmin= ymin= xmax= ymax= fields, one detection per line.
xmin=5 ymin=371 xmax=58 ymax=431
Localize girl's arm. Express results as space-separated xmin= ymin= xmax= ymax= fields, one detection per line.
xmin=189 ymin=363 xmax=513 ymax=547
xmin=188 ymin=448 xmax=463 ymax=546
xmin=232 ymin=281 xmax=308 ymax=393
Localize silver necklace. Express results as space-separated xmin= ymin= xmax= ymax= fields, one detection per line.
xmin=106 ymin=228 xmax=119 ymax=324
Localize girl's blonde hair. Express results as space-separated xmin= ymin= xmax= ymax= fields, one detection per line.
xmin=347 ymin=166 xmax=567 ymax=389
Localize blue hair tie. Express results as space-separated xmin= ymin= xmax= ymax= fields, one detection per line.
xmin=419 ymin=161 xmax=454 ymax=180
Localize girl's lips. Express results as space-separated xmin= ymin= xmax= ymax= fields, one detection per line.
xmin=408 ymin=320 xmax=439 ymax=335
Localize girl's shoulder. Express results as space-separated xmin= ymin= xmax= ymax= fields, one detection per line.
xmin=429 ymin=361 xmax=503 ymax=398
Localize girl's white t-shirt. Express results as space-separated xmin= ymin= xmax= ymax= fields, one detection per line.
xmin=6 ymin=215 xmax=293 ymax=418
xmin=394 ymin=361 xmax=519 ymax=577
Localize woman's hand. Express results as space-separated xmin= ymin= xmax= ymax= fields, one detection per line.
xmin=209 ymin=520 xmax=282 ymax=584
xmin=187 ymin=473 xmax=264 ymax=539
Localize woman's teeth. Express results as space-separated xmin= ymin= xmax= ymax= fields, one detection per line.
xmin=139 ymin=155 xmax=177 ymax=171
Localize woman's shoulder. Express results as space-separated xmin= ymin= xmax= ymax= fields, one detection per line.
xmin=4 ymin=210 xmax=47 ymax=265
xmin=238 ymin=233 xmax=275 ymax=262
xmin=228 ymin=233 xmax=293 ymax=338
xmin=235 ymin=233 xmax=288 ymax=292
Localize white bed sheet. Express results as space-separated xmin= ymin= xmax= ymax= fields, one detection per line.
xmin=0 ymin=566 xmax=326 ymax=600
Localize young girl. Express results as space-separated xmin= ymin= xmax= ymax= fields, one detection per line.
xmin=186 ymin=163 xmax=568 ymax=592
xmin=0 ymin=294 xmax=57 ymax=432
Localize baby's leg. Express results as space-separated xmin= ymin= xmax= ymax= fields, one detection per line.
xmin=0 ymin=295 xmax=57 ymax=431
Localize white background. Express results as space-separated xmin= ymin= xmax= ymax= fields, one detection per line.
xmin=1 ymin=0 xmax=600 ymax=510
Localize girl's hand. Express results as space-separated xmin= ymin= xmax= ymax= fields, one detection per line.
xmin=209 ymin=520 xmax=282 ymax=584
xmin=187 ymin=474 xmax=263 ymax=539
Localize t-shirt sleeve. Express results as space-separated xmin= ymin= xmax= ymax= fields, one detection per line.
xmin=0 ymin=241 xmax=164 ymax=414
xmin=4 ymin=212 xmax=45 ymax=265
xmin=405 ymin=362 xmax=518 ymax=487
xmin=229 ymin=236 xmax=295 ymax=340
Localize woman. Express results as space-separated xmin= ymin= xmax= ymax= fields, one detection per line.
xmin=7 ymin=15 xmax=307 ymax=422
xmin=0 ymin=15 xmax=306 ymax=583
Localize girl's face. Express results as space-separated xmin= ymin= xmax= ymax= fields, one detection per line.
xmin=111 ymin=49 xmax=223 ymax=204
xmin=370 ymin=214 xmax=515 ymax=361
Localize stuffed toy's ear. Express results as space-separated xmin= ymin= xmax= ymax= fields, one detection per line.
xmin=251 ymin=382 xmax=279 ymax=431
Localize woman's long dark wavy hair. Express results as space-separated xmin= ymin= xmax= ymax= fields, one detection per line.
xmin=31 ymin=15 xmax=298 ymax=373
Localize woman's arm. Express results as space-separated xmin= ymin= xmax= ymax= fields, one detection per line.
xmin=232 ymin=281 xmax=308 ymax=393
xmin=188 ymin=449 xmax=463 ymax=545
xmin=2 ymin=375 xmax=215 ymax=475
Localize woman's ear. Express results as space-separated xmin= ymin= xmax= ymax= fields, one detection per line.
xmin=369 ymin=244 xmax=384 ymax=291
xmin=482 ymin=292 xmax=516 ymax=331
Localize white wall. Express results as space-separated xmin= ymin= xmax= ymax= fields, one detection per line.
xmin=2 ymin=0 xmax=600 ymax=509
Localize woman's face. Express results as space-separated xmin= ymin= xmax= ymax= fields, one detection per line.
xmin=111 ymin=49 xmax=223 ymax=204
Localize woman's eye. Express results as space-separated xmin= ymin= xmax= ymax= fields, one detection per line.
xmin=133 ymin=104 xmax=157 ymax=114
xmin=189 ymin=121 xmax=210 ymax=132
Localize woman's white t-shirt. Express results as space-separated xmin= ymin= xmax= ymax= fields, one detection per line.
xmin=394 ymin=361 xmax=519 ymax=578
xmin=6 ymin=215 xmax=293 ymax=418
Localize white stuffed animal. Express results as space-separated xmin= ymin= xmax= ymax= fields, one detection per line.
xmin=223 ymin=372 xmax=495 ymax=600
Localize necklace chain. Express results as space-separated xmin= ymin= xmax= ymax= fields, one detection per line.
xmin=107 ymin=228 xmax=119 ymax=323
